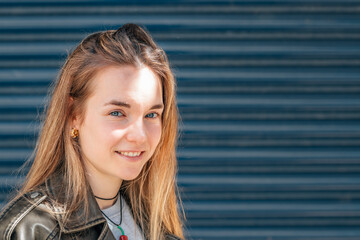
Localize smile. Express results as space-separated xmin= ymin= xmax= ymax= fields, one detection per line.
xmin=117 ymin=151 xmax=142 ymax=157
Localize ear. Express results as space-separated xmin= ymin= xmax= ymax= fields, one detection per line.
xmin=69 ymin=97 xmax=80 ymax=129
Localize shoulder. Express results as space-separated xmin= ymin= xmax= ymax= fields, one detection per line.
xmin=0 ymin=190 xmax=59 ymax=240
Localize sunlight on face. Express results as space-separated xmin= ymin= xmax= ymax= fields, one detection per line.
xmin=73 ymin=65 xmax=163 ymax=184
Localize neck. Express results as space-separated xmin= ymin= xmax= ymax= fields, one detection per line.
xmin=84 ymin=166 xmax=123 ymax=209
xmin=92 ymin=179 xmax=123 ymax=209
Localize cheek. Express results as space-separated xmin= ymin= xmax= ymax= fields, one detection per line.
xmin=149 ymin=123 xmax=162 ymax=148
xmin=79 ymin=118 xmax=115 ymax=153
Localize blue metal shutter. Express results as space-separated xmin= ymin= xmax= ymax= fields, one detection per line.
xmin=0 ymin=1 xmax=360 ymax=239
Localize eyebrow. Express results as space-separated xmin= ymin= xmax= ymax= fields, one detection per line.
xmin=149 ymin=104 xmax=164 ymax=110
xmin=104 ymin=100 xmax=164 ymax=110
xmin=104 ymin=100 xmax=130 ymax=108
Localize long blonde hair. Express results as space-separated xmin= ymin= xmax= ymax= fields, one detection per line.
xmin=19 ymin=23 xmax=184 ymax=239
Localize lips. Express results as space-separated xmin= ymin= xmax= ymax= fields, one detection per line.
xmin=115 ymin=151 xmax=144 ymax=161
xmin=119 ymin=151 xmax=141 ymax=157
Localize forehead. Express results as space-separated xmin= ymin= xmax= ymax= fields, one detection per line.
xmin=89 ymin=65 xmax=163 ymax=106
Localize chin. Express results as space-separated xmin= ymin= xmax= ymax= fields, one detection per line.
xmin=120 ymin=169 xmax=143 ymax=181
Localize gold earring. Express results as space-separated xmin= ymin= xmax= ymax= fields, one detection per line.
xmin=71 ymin=128 xmax=79 ymax=139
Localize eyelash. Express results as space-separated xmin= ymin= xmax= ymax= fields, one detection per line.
xmin=109 ymin=111 xmax=160 ymax=119
xmin=146 ymin=112 xmax=159 ymax=119
xmin=109 ymin=111 xmax=124 ymax=117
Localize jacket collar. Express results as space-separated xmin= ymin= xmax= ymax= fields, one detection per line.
xmin=42 ymin=171 xmax=180 ymax=240
xmin=44 ymin=171 xmax=107 ymax=234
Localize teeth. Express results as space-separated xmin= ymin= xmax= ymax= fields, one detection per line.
xmin=119 ymin=151 xmax=141 ymax=157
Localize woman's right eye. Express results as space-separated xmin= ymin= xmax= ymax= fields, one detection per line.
xmin=110 ymin=111 xmax=124 ymax=117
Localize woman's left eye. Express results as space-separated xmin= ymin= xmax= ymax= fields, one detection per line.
xmin=146 ymin=112 xmax=159 ymax=118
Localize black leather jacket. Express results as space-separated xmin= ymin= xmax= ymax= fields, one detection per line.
xmin=0 ymin=173 xmax=181 ymax=240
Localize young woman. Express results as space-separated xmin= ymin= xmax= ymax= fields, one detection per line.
xmin=0 ymin=23 xmax=184 ymax=240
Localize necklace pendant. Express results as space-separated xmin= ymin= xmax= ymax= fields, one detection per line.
xmin=120 ymin=235 xmax=128 ymax=240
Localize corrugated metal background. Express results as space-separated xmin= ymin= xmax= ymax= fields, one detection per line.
xmin=1 ymin=0 xmax=360 ymax=239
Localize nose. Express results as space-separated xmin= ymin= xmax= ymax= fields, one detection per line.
xmin=125 ymin=118 xmax=147 ymax=144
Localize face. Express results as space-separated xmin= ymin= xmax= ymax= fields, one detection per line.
xmin=73 ymin=65 xmax=163 ymax=183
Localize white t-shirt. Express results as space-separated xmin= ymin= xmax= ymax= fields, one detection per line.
xmin=101 ymin=195 xmax=145 ymax=240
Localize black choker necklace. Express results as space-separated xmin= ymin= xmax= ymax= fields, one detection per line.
xmin=99 ymin=193 xmax=128 ymax=240
xmin=94 ymin=191 xmax=119 ymax=201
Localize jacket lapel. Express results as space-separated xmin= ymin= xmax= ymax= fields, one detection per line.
xmin=44 ymin=172 xmax=108 ymax=236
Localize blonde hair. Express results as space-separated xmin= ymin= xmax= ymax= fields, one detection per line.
xmin=19 ymin=23 xmax=184 ymax=239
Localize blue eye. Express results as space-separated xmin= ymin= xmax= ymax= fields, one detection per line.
xmin=110 ymin=111 xmax=124 ymax=117
xmin=146 ymin=112 xmax=158 ymax=118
